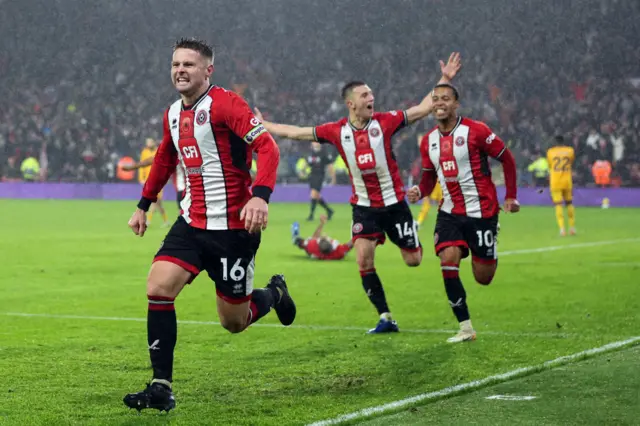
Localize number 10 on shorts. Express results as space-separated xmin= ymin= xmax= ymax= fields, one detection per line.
xmin=476 ymin=230 xmax=494 ymax=247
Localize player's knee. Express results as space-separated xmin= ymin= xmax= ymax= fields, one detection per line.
xmin=147 ymin=275 xmax=177 ymax=298
xmin=147 ymin=262 xmax=190 ymax=298
xmin=439 ymin=246 xmax=462 ymax=264
xmin=472 ymin=263 xmax=496 ymax=286
xmin=402 ymin=249 xmax=422 ymax=267
xmin=220 ymin=316 xmax=247 ymax=334
xmin=356 ymin=254 xmax=374 ymax=271
xmin=474 ymin=273 xmax=494 ymax=286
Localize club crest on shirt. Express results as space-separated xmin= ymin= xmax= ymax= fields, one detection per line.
xmin=434 ymin=232 xmax=439 ymax=245
xmin=369 ymin=127 xmax=380 ymax=138
xmin=352 ymin=223 xmax=364 ymax=234
xmin=455 ymin=136 xmax=465 ymax=147
xmin=195 ymin=110 xmax=208 ymax=126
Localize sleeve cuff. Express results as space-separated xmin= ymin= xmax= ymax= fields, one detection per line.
xmin=252 ymin=185 xmax=272 ymax=203
xmin=137 ymin=197 xmax=153 ymax=212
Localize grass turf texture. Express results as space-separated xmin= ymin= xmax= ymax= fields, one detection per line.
xmin=1 ymin=199 xmax=639 ymax=425
xmin=361 ymin=345 xmax=640 ymax=426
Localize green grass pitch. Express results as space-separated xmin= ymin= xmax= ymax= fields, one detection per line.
xmin=1 ymin=199 xmax=639 ymax=425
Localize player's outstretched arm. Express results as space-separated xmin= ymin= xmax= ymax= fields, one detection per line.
xmin=130 ymin=113 xmax=178 ymax=237
xmin=499 ymin=148 xmax=520 ymax=213
xmin=311 ymin=215 xmax=327 ymax=239
xmin=479 ymin=125 xmax=520 ymax=213
xmin=408 ymin=169 xmax=437 ymax=203
xmin=122 ymin=157 xmax=154 ymax=171
xmin=405 ymin=52 xmax=462 ymax=124
xmin=254 ymin=108 xmax=315 ymax=141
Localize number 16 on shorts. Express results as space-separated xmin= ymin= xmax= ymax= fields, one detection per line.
xmin=216 ymin=257 xmax=255 ymax=299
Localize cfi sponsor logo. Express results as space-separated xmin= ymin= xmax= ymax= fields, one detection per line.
xmin=195 ymin=110 xmax=208 ymax=125
xmin=250 ymin=117 xmax=261 ymax=127
xmin=486 ymin=133 xmax=496 ymax=144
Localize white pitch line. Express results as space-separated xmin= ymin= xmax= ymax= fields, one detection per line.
xmin=498 ymin=238 xmax=640 ymax=256
xmin=307 ymin=336 xmax=640 ymax=426
xmin=4 ymin=239 xmax=637 ymax=340
xmin=1 ymin=312 xmax=575 ymax=339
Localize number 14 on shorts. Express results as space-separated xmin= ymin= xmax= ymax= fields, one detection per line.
xmin=395 ymin=221 xmax=415 ymax=237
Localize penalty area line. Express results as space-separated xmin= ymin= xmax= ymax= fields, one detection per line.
xmin=306 ymin=335 xmax=640 ymax=426
xmin=1 ymin=312 xmax=575 ymax=339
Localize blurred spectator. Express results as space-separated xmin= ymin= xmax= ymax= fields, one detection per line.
xmin=1 ymin=0 xmax=639 ymax=186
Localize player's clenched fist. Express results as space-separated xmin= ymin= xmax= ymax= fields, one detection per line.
xmin=128 ymin=208 xmax=148 ymax=237
xmin=241 ymin=197 xmax=269 ymax=234
xmin=407 ymin=186 xmax=422 ymax=204
xmin=503 ymin=198 xmax=520 ymax=213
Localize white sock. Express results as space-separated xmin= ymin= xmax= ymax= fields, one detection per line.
xmin=460 ymin=319 xmax=473 ymax=331
xmin=380 ymin=312 xmax=392 ymax=321
xmin=151 ymin=378 xmax=172 ymax=389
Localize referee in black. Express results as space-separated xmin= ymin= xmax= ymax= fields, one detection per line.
xmin=306 ymin=142 xmax=335 ymax=221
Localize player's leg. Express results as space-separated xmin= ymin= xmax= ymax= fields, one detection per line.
xmin=384 ymin=201 xmax=422 ymax=267
xmin=148 ymin=202 xmax=156 ymax=224
xmin=564 ymin=189 xmax=576 ymax=235
xmin=308 ymin=187 xmax=320 ymax=221
xmin=176 ymin=190 xmax=183 ymax=210
xmin=208 ymin=231 xmax=295 ymax=333
xmin=351 ymin=206 xmax=397 ymax=334
xmin=317 ymin=198 xmax=334 ymax=220
xmin=354 ymin=239 xmax=398 ymax=334
xmin=467 ymin=215 xmax=499 ymax=286
xmin=551 ymin=189 xmax=566 ymax=236
xmin=123 ymin=218 xmax=202 ymax=412
xmin=155 ymin=190 xmax=169 ymax=226
xmin=291 ymin=220 xmax=301 ymax=244
xmin=417 ymin=200 xmax=431 ymax=225
xmin=418 ymin=184 xmax=441 ymax=226
xmin=434 ymin=211 xmax=475 ymax=343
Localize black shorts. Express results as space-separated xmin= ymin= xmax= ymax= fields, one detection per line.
xmin=351 ymin=201 xmax=420 ymax=252
xmin=309 ymin=174 xmax=324 ymax=192
xmin=433 ymin=210 xmax=499 ymax=263
xmin=154 ymin=216 xmax=261 ymax=304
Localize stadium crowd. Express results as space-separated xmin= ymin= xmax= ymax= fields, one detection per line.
xmin=1 ymin=0 xmax=639 ymax=186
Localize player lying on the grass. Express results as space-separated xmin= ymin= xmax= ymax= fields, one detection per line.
xmin=291 ymin=215 xmax=353 ymax=260
xmin=124 ymin=38 xmax=296 ymax=413
xmin=407 ymin=83 xmax=520 ymax=343
xmin=255 ymin=52 xmax=462 ymax=334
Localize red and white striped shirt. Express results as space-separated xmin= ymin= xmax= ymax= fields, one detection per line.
xmin=419 ymin=117 xmax=517 ymax=218
xmin=140 ymin=85 xmax=279 ymax=230
xmin=314 ymin=111 xmax=408 ymax=208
